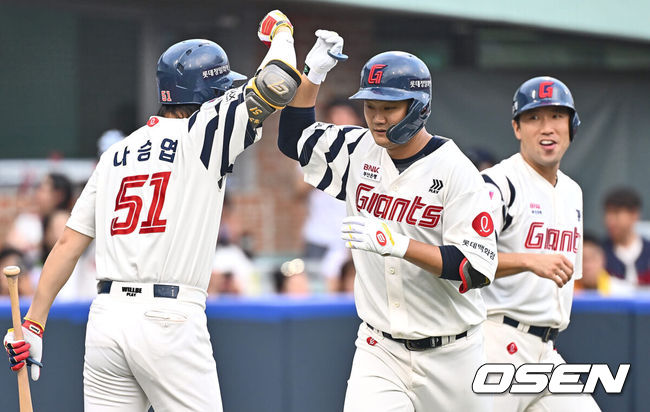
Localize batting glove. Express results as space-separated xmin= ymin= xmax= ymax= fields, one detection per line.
xmin=4 ymin=318 xmax=44 ymax=381
xmin=341 ymin=216 xmax=410 ymax=258
xmin=257 ymin=10 xmax=293 ymax=48
xmin=304 ymin=30 xmax=345 ymax=85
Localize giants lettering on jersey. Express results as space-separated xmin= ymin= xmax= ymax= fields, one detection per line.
xmin=524 ymin=222 xmax=579 ymax=252
xmin=355 ymin=183 xmax=442 ymax=228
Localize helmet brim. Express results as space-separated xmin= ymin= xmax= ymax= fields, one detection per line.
xmin=349 ymin=87 xmax=416 ymax=101
xmin=515 ymin=101 xmax=575 ymax=119
xmin=211 ymin=70 xmax=248 ymax=91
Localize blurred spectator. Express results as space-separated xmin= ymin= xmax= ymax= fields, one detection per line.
xmin=602 ymin=187 xmax=650 ymax=287
xmin=97 ymin=129 xmax=125 ymax=158
xmin=295 ymin=98 xmax=363 ymax=291
xmin=273 ymin=258 xmax=310 ymax=296
xmin=6 ymin=173 xmax=73 ymax=266
xmin=576 ymin=233 xmax=610 ymax=292
xmin=337 ymin=255 xmax=355 ymax=293
xmin=208 ymin=194 xmax=259 ymax=296
xmin=0 ymin=247 xmax=33 ymax=297
xmin=465 ymin=147 xmax=497 ymax=172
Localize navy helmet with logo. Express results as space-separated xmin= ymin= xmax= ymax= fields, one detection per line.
xmin=512 ymin=76 xmax=580 ymax=140
xmin=350 ymin=51 xmax=432 ymax=144
xmin=156 ymin=39 xmax=247 ymax=105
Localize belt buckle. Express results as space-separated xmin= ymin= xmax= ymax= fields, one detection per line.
xmin=404 ymin=339 xmax=428 ymax=351
xmin=404 ymin=336 xmax=441 ymax=351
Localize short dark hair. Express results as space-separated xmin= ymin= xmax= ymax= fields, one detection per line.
xmin=48 ymin=172 xmax=73 ymax=211
xmin=157 ymin=104 xmax=200 ymax=119
xmin=603 ymin=187 xmax=642 ymax=211
xmin=0 ymin=247 xmax=24 ymax=262
xmin=582 ymin=232 xmax=603 ymax=248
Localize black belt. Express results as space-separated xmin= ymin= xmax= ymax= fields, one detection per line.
xmin=97 ymin=280 xmax=179 ymax=299
xmin=366 ymin=323 xmax=467 ymax=351
xmin=503 ymin=316 xmax=559 ymax=343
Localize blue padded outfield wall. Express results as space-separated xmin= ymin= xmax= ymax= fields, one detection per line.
xmin=0 ymin=293 xmax=648 ymax=412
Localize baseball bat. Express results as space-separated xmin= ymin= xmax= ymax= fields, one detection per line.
xmin=4 ymin=265 xmax=34 ymax=412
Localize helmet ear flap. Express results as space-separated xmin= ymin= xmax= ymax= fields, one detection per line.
xmin=570 ymin=111 xmax=581 ymax=141
xmin=420 ymin=102 xmax=430 ymax=119
xmin=386 ymin=98 xmax=429 ymax=145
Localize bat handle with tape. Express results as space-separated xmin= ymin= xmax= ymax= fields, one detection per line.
xmin=327 ymin=49 xmax=348 ymax=61
xmin=4 ymin=265 xmax=33 ymax=412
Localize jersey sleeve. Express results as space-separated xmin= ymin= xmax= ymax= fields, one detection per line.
xmin=187 ymin=85 xmax=262 ymax=186
xmin=296 ymin=122 xmax=366 ymax=200
xmin=481 ymin=166 xmax=515 ymax=237
xmin=66 ymin=164 xmax=99 ymax=238
xmin=442 ymin=162 xmax=498 ymax=281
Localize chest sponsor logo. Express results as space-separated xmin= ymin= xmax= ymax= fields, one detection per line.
xmin=356 ymin=183 xmax=443 ymax=228
xmin=530 ymin=203 xmax=542 ymax=215
xmin=472 ymin=212 xmax=494 ymax=237
xmin=524 ymin=222 xmax=579 ymax=252
xmin=429 ymin=178 xmax=443 ymax=194
xmin=361 ymin=163 xmax=381 ymax=182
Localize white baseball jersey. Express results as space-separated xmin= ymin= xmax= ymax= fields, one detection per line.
xmin=481 ymin=153 xmax=583 ymax=331
xmin=297 ymin=123 xmax=498 ymax=338
xmin=67 ymin=86 xmax=260 ymax=291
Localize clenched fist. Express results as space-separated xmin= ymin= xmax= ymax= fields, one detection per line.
xmin=258 ymin=10 xmax=293 ymax=47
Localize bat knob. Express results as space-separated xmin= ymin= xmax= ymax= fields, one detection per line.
xmin=328 ymin=50 xmax=349 ymax=61
xmin=3 ymin=266 xmax=21 ymax=277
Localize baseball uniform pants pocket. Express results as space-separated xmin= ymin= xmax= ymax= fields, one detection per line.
xmin=141 ymin=307 xmax=190 ymax=358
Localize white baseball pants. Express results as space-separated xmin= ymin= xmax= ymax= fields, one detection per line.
xmin=343 ymin=322 xmax=492 ymax=412
xmin=484 ymin=317 xmax=601 ymax=412
xmin=83 ymin=286 xmax=221 ymax=412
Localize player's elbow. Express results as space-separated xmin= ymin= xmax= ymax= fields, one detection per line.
xmin=278 ymin=106 xmax=316 ymax=161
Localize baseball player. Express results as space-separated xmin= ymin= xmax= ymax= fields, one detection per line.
xmin=3 ymin=10 xmax=300 ymax=411
xmin=481 ymin=76 xmax=600 ymax=411
xmin=278 ymin=30 xmax=498 ymax=411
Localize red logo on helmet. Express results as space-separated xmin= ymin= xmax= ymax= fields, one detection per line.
xmin=539 ymin=81 xmax=554 ymax=98
xmin=507 ymin=342 xmax=518 ymax=354
xmin=147 ymin=117 xmax=159 ymax=127
xmin=472 ymin=212 xmax=494 ymax=237
xmin=376 ymin=231 xmax=387 ymax=246
xmin=368 ymin=64 xmax=387 ymax=85
xmin=367 ymin=337 xmax=377 ymax=346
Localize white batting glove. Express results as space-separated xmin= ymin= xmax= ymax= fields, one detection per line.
xmin=304 ymin=30 xmax=345 ymax=85
xmin=341 ymin=216 xmax=410 ymax=258
xmin=4 ymin=318 xmax=44 ymax=381
xmin=257 ymin=10 xmax=293 ymax=48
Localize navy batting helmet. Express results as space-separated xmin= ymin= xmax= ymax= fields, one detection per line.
xmin=512 ymin=76 xmax=580 ymax=140
xmin=156 ymin=39 xmax=246 ymax=105
xmin=350 ymin=51 xmax=431 ymax=144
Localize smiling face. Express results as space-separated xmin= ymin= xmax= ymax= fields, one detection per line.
xmin=363 ymin=100 xmax=410 ymax=149
xmin=513 ymin=106 xmax=572 ymax=181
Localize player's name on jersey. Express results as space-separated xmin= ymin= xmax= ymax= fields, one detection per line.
xmin=113 ymin=138 xmax=178 ymax=167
